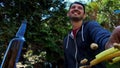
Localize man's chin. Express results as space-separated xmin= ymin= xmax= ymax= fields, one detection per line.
xmin=70 ymin=17 xmax=82 ymax=22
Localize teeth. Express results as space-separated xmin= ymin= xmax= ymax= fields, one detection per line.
xmin=71 ymin=10 xmax=81 ymax=16
xmin=74 ymin=12 xmax=79 ymax=15
xmin=74 ymin=13 xmax=77 ymax=14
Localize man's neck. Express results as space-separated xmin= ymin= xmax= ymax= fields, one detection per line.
xmin=71 ymin=20 xmax=83 ymax=30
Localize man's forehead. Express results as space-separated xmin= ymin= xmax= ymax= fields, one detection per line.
xmin=71 ymin=4 xmax=83 ymax=8
xmin=72 ymin=3 xmax=82 ymax=6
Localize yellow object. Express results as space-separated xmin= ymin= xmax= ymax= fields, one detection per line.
xmin=79 ymin=66 xmax=86 ymax=68
xmin=113 ymin=43 xmax=120 ymax=49
xmin=95 ymin=47 xmax=119 ymax=59
xmin=80 ymin=58 xmax=88 ymax=65
xmin=79 ymin=65 xmax=90 ymax=68
xmin=90 ymin=43 xmax=98 ymax=50
xmin=90 ymin=51 xmax=120 ymax=67
xmin=109 ymin=56 xmax=120 ymax=64
xmin=89 ymin=43 xmax=120 ymax=67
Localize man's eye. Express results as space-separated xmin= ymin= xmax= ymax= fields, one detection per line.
xmin=71 ymin=6 xmax=75 ymax=9
xmin=78 ymin=7 xmax=82 ymax=9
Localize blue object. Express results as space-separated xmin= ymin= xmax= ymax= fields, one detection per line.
xmin=63 ymin=21 xmax=111 ymax=68
xmin=114 ymin=10 xmax=120 ymax=14
xmin=0 ymin=20 xmax=27 ymax=68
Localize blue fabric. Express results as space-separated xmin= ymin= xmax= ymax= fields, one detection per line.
xmin=63 ymin=20 xmax=111 ymax=68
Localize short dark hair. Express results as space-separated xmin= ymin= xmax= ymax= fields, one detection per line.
xmin=69 ymin=2 xmax=85 ymax=13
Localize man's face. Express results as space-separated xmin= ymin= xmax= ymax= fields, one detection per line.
xmin=67 ymin=4 xmax=85 ymax=21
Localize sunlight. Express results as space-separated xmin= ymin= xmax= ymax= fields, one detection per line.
xmin=65 ymin=0 xmax=91 ymax=4
xmin=65 ymin=0 xmax=91 ymax=10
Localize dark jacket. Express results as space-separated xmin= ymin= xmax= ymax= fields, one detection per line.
xmin=63 ymin=20 xmax=111 ymax=68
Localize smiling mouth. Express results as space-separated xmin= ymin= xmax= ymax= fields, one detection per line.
xmin=71 ymin=11 xmax=81 ymax=15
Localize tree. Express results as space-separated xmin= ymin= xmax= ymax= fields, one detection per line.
xmin=0 ymin=0 xmax=70 ymax=67
xmin=86 ymin=0 xmax=120 ymax=30
xmin=86 ymin=0 xmax=120 ymax=68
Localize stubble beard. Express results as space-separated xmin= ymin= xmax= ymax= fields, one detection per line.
xmin=70 ymin=16 xmax=83 ymax=22
xmin=70 ymin=17 xmax=83 ymax=22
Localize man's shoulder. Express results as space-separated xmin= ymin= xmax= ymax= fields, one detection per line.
xmin=84 ymin=20 xmax=99 ymax=24
xmin=63 ymin=34 xmax=69 ymax=41
xmin=84 ymin=20 xmax=100 ymax=27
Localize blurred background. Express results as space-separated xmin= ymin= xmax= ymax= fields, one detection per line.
xmin=0 ymin=0 xmax=120 ymax=68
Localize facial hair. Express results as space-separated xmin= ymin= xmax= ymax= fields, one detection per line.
xmin=70 ymin=16 xmax=83 ymax=22
xmin=68 ymin=10 xmax=85 ymax=22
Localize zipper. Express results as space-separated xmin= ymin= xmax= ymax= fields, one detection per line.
xmin=74 ymin=39 xmax=78 ymax=68
xmin=66 ymin=34 xmax=70 ymax=49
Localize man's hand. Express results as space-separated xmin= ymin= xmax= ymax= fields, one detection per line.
xmin=105 ymin=26 xmax=120 ymax=49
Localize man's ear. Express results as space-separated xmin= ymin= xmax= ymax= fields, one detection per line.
xmin=67 ymin=12 xmax=70 ymax=17
xmin=83 ymin=13 xmax=86 ymax=19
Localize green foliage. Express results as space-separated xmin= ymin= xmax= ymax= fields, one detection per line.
xmin=86 ymin=0 xmax=120 ymax=30
xmin=86 ymin=0 xmax=120 ymax=67
xmin=1 ymin=0 xmax=119 ymax=67
xmin=0 ymin=0 xmax=70 ymax=66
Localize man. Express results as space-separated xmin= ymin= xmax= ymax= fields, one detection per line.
xmin=63 ymin=2 xmax=120 ymax=68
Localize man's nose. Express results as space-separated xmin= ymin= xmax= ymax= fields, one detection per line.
xmin=74 ymin=7 xmax=78 ymax=9
xmin=74 ymin=7 xmax=79 ymax=10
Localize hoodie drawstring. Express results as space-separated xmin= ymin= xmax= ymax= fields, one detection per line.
xmin=66 ymin=24 xmax=85 ymax=49
xmin=81 ymin=25 xmax=85 ymax=42
xmin=66 ymin=34 xmax=69 ymax=49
